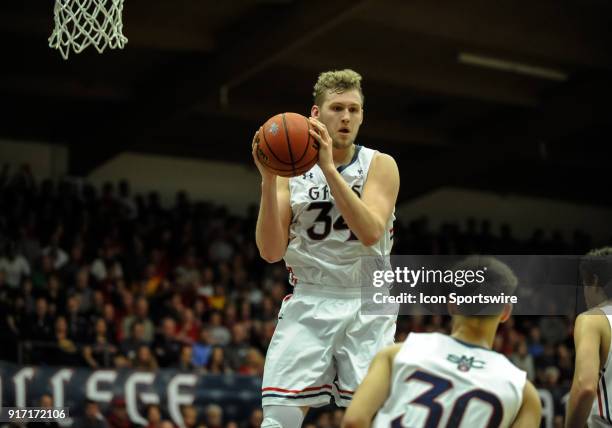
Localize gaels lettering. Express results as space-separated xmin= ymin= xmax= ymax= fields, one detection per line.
xmin=307 ymin=184 xmax=361 ymax=201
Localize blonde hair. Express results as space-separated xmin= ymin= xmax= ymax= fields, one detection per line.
xmin=313 ymin=69 xmax=364 ymax=106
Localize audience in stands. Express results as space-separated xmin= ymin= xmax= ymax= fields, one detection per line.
xmin=1 ymin=164 xmax=609 ymax=427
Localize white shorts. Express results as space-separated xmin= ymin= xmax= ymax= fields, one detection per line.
xmin=261 ymin=285 xmax=397 ymax=408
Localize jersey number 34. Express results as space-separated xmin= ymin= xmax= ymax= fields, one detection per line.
xmin=306 ymin=201 xmax=358 ymax=241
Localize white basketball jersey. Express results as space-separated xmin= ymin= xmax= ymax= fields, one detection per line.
xmin=373 ymin=333 xmax=526 ymax=428
xmin=589 ymin=306 xmax=612 ymax=427
xmin=283 ymin=145 xmax=395 ymax=289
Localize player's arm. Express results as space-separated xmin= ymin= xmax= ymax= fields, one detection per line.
xmin=252 ymin=129 xmax=292 ymax=262
xmin=510 ymin=380 xmax=541 ymax=428
xmin=342 ymin=344 xmax=401 ymax=428
xmin=309 ymin=119 xmax=399 ymax=247
xmin=565 ymin=312 xmax=602 ymax=428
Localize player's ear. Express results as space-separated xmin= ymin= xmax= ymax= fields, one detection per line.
xmin=499 ymin=303 xmax=513 ymax=323
xmin=446 ymin=301 xmax=458 ymax=316
xmin=311 ymin=104 xmax=320 ymax=118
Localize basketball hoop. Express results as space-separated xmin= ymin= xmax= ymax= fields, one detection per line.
xmin=49 ymin=0 xmax=128 ymax=60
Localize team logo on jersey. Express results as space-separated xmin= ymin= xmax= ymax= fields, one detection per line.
xmin=303 ymin=172 xmax=313 ymax=179
xmin=447 ymin=354 xmax=485 ymax=372
xmin=357 ymin=168 xmax=363 ymax=177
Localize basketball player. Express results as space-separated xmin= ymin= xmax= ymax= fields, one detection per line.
xmin=342 ymin=256 xmax=541 ymax=428
xmin=252 ymin=69 xmax=399 ymax=428
xmin=566 ymin=247 xmax=612 ymax=428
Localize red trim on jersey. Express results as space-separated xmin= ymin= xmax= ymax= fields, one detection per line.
xmin=598 ymin=383 xmax=604 ymax=417
xmin=283 ymin=294 xmax=293 ymax=302
xmin=262 ymin=384 xmax=333 ymax=394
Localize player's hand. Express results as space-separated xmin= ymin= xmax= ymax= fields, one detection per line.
xmin=251 ymin=127 xmax=276 ymax=182
xmin=308 ymin=117 xmax=334 ymax=173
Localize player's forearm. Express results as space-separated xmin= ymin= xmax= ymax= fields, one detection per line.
xmin=565 ymin=387 xmax=597 ymax=428
xmin=322 ymin=167 xmax=384 ymax=246
xmin=255 ymin=178 xmax=287 ymax=262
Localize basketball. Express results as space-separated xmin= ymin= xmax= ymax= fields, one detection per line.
xmin=255 ymin=112 xmax=319 ymax=177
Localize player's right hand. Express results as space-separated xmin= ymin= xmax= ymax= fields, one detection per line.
xmin=252 ymin=127 xmax=276 ymax=181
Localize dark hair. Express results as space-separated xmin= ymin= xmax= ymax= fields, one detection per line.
xmin=449 ymin=255 xmax=518 ymax=316
xmin=580 ymin=247 xmax=612 ymax=292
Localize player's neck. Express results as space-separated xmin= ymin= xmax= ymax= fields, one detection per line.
xmin=450 ymin=319 xmax=498 ymax=350
xmin=332 ymin=144 xmax=356 ymax=168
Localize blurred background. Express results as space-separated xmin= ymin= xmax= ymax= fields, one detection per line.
xmin=1 ymin=0 xmax=612 ymax=427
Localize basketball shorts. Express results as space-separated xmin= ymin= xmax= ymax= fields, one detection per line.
xmin=261 ymin=285 xmax=397 ymax=408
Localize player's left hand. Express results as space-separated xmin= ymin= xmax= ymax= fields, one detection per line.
xmin=308 ymin=117 xmax=334 ymax=172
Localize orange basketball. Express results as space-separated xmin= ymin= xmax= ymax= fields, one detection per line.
xmin=255 ymin=112 xmax=319 ymax=177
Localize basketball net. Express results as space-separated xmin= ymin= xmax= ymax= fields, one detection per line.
xmin=49 ymin=0 xmax=128 ymax=60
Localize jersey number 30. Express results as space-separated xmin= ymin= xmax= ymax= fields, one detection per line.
xmin=392 ymin=370 xmax=503 ymax=428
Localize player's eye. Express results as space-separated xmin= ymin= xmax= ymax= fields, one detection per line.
xmin=333 ymin=106 xmax=343 ymax=111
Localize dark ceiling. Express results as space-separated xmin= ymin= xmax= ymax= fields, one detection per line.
xmin=1 ymin=0 xmax=612 ymax=206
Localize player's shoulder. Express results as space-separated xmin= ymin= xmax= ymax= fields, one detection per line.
xmin=377 ymin=343 xmax=403 ymax=363
xmin=576 ymin=308 xmax=609 ymax=332
xmin=371 ymin=151 xmax=397 ymax=166
xmin=368 ymin=152 xmax=398 ymax=180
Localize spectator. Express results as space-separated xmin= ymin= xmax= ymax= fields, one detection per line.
xmin=102 ymin=303 xmax=119 ymax=343
xmin=27 ymin=297 xmax=54 ymax=342
xmin=154 ymin=317 xmax=183 ymax=367
xmin=204 ymin=404 xmax=223 ymax=428
xmin=175 ymin=252 xmax=201 ymax=287
xmin=45 ymin=274 xmax=65 ymax=316
xmin=145 ymin=404 xmax=162 ymax=428
xmin=51 ymin=316 xmax=79 ymax=365
xmin=206 ymin=346 xmax=231 ymax=374
xmin=225 ymin=323 xmax=250 ymax=370
xmin=132 ymin=344 xmax=158 ymax=370
xmin=0 ymin=242 xmax=31 ymax=289
xmin=242 ymin=408 xmax=263 ymax=428
xmin=61 ymin=242 xmax=86 ymax=286
xmin=527 ymin=326 xmax=544 ymax=358
xmin=175 ymin=345 xmax=196 ymax=371
xmin=79 ymin=399 xmax=108 ymax=428
xmin=120 ymin=321 xmax=150 ymax=361
xmin=331 ymin=409 xmax=344 ymax=428
xmin=65 ymin=294 xmax=88 ymax=342
xmin=192 ymin=327 xmax=213 ymax=369
xmin=91 ymin=246 xmax=124 ymax=283
xmin=181 ymin=405 xmax=200 ymax=428
xmin=71 ymin=267 xmax=95 ymax=314
xmin=238 ymin=348 xmax=264 ymax=376
xmin=106 ymin=397 xmax=132 ymax=428
xmin=83 ymin=318 xmax=118 ymax=368
xmin=208 ymin=311 xmax=230 ymax=346
xmin=26 ymin=394 xmax=59 ymax=428
xmin=42 ymin=235 xmax=69 ymax=270
xmin=176 ymin=308 xmax=200 ymax=343
xmin=121 ymin=296 xmax=155 ymax=343
xmin=510 ymin=341 xmax=535 ymax=381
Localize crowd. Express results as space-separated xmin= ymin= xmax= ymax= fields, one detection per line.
xmin=0 ymin=164 xmax=609 ymax=427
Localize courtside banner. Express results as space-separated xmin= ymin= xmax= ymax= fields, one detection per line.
xmin=0 ymin=361 xmax=261 ymax=426
xmin=359 ymin=255 xmax=612 ymax=316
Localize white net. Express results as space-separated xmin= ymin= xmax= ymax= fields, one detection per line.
xmin=49 ymin=0 xmax=128 ymax=60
